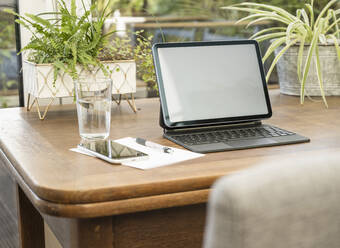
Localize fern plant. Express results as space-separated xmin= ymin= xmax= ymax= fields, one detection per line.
xmin=223 ymin=0 xmax=340 ymax=107
xmin=5 ymin=0 xmax=115 ymax=83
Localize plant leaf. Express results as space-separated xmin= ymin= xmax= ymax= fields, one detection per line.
xmin=331 ymin=10 xmax=340 ymax=39
xmin=222 ymin=6 xmax=291 ymax=24
xmin=333 ymin=30 xmax=340 ymax=37
xmin=254 ymin=32 xmax=287 ymax=43
xmin=301 ymin=9 xmax=310 ymax=27
xmin=314 ymin=45 xmax=328 ymax=107
xmin=235 ymin=13 xmax=267 ymax=25
xmin=286 ymin=21 xmax=304 ymax=42
xmin=301 ymin=19 xmax=324 ymax=104
xmin=25 ymin=13 xmax=53 ymax=30
xmin=305 ymin=3 xmax=314 ymax=28
xmin=246 ymin=16 xmax=290 ymax=28
xmin=325 ymin=18 xmax=340 ymax=34
xmin=249 ymin=27 xmax=286 ymax=40
xmin=230 ymin=2 xmax=296 ymax=22
xmin=262 ymin=36 xmax=287 ymax=62
xmin=315 ymin=0 xmax=338 ymax=27
xmin=328 ymin=34 xmax=340 ymax=61
xmin=265 ymin=39 xmax=298 ymax=82
xmin=297 ymin=33 xmax=307 ymax=83
xmin=71 ymin=0 xmax=76 ymax=17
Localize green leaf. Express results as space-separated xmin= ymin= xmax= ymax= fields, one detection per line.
xmin=325 ymin=18 xmax=340 ymax=34
xmin=235 ymin=13 xmax=267 ymax=25
xmin=301 ymin=19 xmax=323 ymax=104
xmin=266 ymin=38 xmax=298 ymax=82
xmin=247 ymin=16 xmax=290 ymax=28
xmin=297 ymin=33 xmax=307 ymax=83
xmin=230 ymin=2 xmax=296 ymax=22
xmin=254 ymin=32 xmax=286 ymax=43
xmin=296 ymin=9 xmax=302 ymax=20
xmin=300 ymin=9 xmax=310 ymax=27
xmin=332 ymin=30 xmax=340 ymax=37
xmin=328 ymin=34 xmax=340 ymax=61
xmin=3 ymin=8 xmax=17 ymax=16
xmin=36 ymin=11 xmax=61 ymax=16
xmin=25 ymin=13 xmax=53 ymax=29
xmin=314 ymin=45 xmax=328 ymax=107
xmin=249 ymin=27 xmax=286 ymax=40
xmin=331 ymin=10 xmax=340 ymax=39
xmin=286 ymin=21 xmax=303 ymax=42
xmin=315 ymin=0 xmax=338 ymax=27
xmin=262 ymin=36 xmax=287 ymax=63
xmin=305 ymin=4 xmax=314 ymax=28
xmin=15 ymin=19 xmax=31 ymax=31
xmin=71 ymin=0 xmax=76 ymax=17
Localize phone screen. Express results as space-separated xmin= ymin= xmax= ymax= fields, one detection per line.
xmin=79 ymin=140 xmax=148 ymax=159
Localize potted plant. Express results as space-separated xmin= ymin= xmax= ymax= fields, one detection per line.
xmin=5 ymin=0 xmax=142 ymax=118
xmin=98 ymin=30 xmax=157 ymax=99
xmin=223 ymin=0 xmax=340 ymax=107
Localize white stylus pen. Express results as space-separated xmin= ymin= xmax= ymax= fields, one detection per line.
xmin=136 ymin=138 xmax=174 ymax=154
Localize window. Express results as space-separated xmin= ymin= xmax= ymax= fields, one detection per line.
xmin=0 ymin=0 xmax=23 ymax=108
xmin=98 ymin=0 xmax=333 ymax=92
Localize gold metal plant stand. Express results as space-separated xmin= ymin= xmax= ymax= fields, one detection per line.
xmin=27 ymin=93 xmax=137 ymax=120
xmin=112 ymin=93 xmax=137 ymax=113
xmin=26 ymin=93 xmax=55 ymax=120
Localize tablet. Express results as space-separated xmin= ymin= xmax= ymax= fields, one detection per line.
xmin=152 ymin=40 xmax=272 ymax=129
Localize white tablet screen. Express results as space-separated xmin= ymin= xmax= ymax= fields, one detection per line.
xmin=157 ymin=43 xmax=269 ymax=123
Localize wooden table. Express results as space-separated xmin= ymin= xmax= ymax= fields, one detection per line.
xmin=0 ymin=90 xmax=339 ymax=248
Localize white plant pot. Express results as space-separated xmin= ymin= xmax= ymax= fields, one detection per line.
xmin=23 ymin=60 xmax=137 ymax=119
xmin=23 ymin=60 xmax=136 ymax=98
xmin=275 ymin=44 xmax=340 ymax=96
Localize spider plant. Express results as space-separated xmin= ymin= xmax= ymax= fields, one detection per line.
xmin=222 ymin=0 xmax=340 ymax=107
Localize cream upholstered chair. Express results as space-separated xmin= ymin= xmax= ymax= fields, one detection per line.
xmin=203 ymin=154 xmax=340 ymax=248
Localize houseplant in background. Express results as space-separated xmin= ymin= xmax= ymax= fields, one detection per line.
xmin=98 ymin=30 xmax=157 ymax=99
xmin=223 ymin=0 xmax=340 ymax=107
xmin=6 ymin=0 xmax=142 ymax=119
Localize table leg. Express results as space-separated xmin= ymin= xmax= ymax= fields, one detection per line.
xmin=44 ymin=215 xmax=113 ymax=248
xmin=16 ymin=185 xmax=45 ymax=248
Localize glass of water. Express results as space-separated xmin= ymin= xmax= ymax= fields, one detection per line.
xmin=74 ymin=77 xmax=112 ymax=140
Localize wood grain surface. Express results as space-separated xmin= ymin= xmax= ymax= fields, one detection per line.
xmin=17 ymin=186 xmax=45 ymax=248
xmin=114 ymin=204 xmax=206 ymax=248
xmin=0 ymin=90 xmax=340 ymax=217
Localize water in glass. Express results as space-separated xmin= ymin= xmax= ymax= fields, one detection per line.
xmin=75 ymin=78 xmax=112 ymax=140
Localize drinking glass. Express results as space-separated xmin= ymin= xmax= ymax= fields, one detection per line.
xmin=74 ymin=77 xmax=112 ymax=140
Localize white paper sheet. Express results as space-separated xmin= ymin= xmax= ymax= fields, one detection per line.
xmin=70 ymin=147 xmax=95 ymax=157
xmin=114 ymin=137 xmax=204 ymax=170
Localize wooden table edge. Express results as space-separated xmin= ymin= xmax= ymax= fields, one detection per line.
xmin=1 ymin=147 xmax=211 ymax=217
xmin=0 ymin=139 xmax=218 ymax=203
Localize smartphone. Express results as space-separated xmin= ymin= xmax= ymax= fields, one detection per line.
xmin=78 ymin=140 xmax=148 ymax=164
